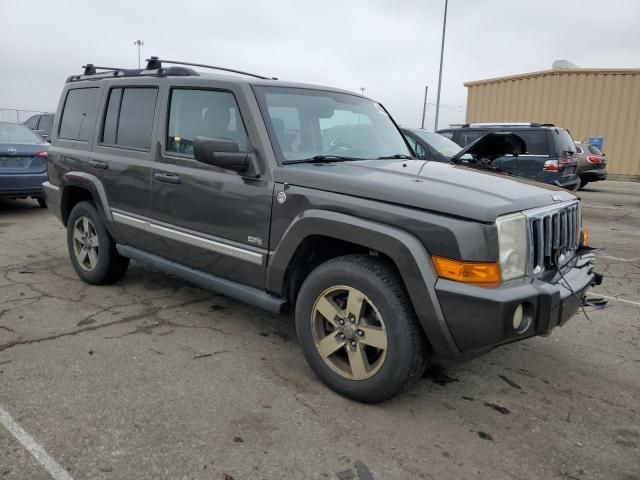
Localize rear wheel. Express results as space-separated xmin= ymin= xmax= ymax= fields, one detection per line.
xmin=295 ymin=255 xmax=429 ymax=403
xmin=36 ymin=197 xmax=47 ymax=208
xmin=67 ymin=201 xmax=129 ymax=285
xmin=578 ymin=180 xmax=589 ymax=190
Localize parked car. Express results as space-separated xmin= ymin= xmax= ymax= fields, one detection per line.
xmin=24 ymin=113 xmax=54 ymax=143
xmin=44 ymin=58 xmax=601 ymax=403
xmin=401 ymin=128 xmax=462 ymax=162
xmin=437 ymin=123 xmax=581 ymax=190
xmin=574 ymin=142 xmax=607 ymax=189
xmin=0 ymin=121 xmax=49 ymax=207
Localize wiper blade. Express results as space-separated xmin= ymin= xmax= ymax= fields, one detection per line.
xmin=377 ymin=154 xmax=412 ymax=159
xmin=282 ymin=155 xmax=363 ymax=165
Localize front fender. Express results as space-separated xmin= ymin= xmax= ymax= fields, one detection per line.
xmin=267 ymin=209 xmax=460 ymax=358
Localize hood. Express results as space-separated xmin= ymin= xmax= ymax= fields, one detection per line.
xmin=274 ymin=159 xmax=576 ymax=223
xmin=449 ymin=132 xmax=525 ymax=163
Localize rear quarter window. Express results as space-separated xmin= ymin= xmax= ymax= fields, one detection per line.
xmin=553 ymin=128 xmax=577 ymax=156
xmin=588 ymin=144 xmax=603 ymax=155
xmin=59 ymin=88 xmax=100 ymax=142
xmin=509 ymin=130 xmax=549 ymax=155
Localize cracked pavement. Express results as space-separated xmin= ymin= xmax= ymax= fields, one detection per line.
xmin=1 ymin=181 xmax=639 ymax=480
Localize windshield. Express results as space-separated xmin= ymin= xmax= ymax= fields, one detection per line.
xmin=254 ymin=87 xmax=411 ymax=163
xmin=0 ymin=122 xmax=44 ymax=144
xmin=410 ymin=130 xmax=462 ymax=158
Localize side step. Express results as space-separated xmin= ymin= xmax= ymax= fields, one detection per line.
xmin=116 ymin=245 xmax=287 ymax=314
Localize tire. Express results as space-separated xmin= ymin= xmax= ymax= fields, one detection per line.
xmin=295 ymin=254 xmax=429 ymax=403
xmin=66 ymin=201 xmax=129 ymax=285
xmin=578 ymin=180 xmax=589 ymax=190
xmin=36 ymin=197 xmax=47 ymax=208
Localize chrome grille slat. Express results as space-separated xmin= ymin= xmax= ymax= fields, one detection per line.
xmin=524 ymin=200 xmax=581 ymax=277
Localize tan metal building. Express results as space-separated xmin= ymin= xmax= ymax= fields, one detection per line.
xmin=464 ymin=69 xmax=640 ymax=179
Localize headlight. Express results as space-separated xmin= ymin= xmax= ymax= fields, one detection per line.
xmin=496 ymin=213 xmax=527 ymax=281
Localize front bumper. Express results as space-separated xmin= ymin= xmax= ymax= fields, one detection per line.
xmin=435 ymin=252 xmax=600 ymax=354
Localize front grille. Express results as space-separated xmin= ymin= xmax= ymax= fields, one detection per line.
xmin=524 ymin=200 xmax=581 ymax=275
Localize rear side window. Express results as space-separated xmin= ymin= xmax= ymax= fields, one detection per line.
xmin=167 ymin=88 xmax=248 ymax=156
xmin=101 ymin=87 xmax=158 ymax=150
xmin=553 ymin=129 xmax=577 ymax=155
xmin=509 ymin=131 xmax=549 ymax=155
xmin=438 ymin=130 xmax=454 ymax=140
xmin=59 ymin=88 xmax=100 ymax=141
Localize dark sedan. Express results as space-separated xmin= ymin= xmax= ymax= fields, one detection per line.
xmin=0 ymin=121 xmax=49 ymax=207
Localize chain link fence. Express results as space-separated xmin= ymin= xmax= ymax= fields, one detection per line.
xmin=0 ymin=108 xmax=46 ymax=123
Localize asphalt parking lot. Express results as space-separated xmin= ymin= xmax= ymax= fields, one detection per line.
xmin=0 ymin=181 xmax=639 ymax=480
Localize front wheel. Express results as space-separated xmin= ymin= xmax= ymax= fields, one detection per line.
xmin=295 ymin=255 xmax=429 ymax=403
xmin=66 ymin=201 xmax=129 ymax=285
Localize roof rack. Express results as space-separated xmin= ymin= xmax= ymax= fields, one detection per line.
xmin=145 ymin=57 xmax=276 ymax=80
xmin=462 ymin=122 xmax=555 ymax=128
xmin=67 ymin=62 xmax=198 ymax=83
xmin=67 ymin=56 xmax=276 ymax=83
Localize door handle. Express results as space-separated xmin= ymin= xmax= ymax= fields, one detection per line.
xmin=154 ymin=172 xmax=181 ymax=184
xmin=88 ymin=159 xmax=108 ymax=170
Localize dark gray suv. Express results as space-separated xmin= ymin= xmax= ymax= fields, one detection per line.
xmin=42 ymin=58 xmax=601 ymax=402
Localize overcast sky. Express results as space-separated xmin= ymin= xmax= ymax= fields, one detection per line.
xmin=2 ymin=0 xmax=639 ymax=128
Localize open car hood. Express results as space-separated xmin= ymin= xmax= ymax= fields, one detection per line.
xmin=449 ymin=132 xmax=526 ymax=164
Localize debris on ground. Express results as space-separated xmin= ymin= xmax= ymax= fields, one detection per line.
xmin=336 ymin=469 xmax=356 ymax=480
xmin=354 ymin=461 xmax=374 ymax=480
xmin=462 ymin=396 xmax=474 ymax=401
xmin=581 ymin=296 xmax=609 ymax=309
xmin=499 ymin=374 xmax=522 ymax=389
xmin=484 ymin=402 xmax=510 ymax=415
xmin=233 ymin=436 xmax=244 ymax=443
xmin=16 ymin=268 xmax=34 ymax=274
xmin=193 ymin=350 xmax=228 ymax=359
xmin=477 ymin=431 xmax=494 ymax=441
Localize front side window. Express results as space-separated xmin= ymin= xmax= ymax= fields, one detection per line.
xmin=38 ymin=115 xmax=53 ymax=133
xmin=254 ymin=86 xmax=410 ymax=163
xmin=101 ymin=87 xmax=158 ymax=149
xmin=25 ymin=115 xmax=39 ymax=129
xmin=167 ymin=89 xmax=248 ymax=156
xmin=59 ymin=88 xmax=100 ymax=141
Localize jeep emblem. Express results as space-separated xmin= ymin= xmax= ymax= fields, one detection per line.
xmin=551 ymin=194 xmax=563 ymax=202
xmin=276 ymin=191 xmax=287 ymax=204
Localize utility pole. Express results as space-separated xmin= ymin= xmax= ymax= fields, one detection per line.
xmin=359 ymin=87 xmax=366 ymax=96
xmin=420 ymin=85 xmax=429 ymax=129
xmin=434 ymin=0 xmax=448 ymax=131
xmin=133 ymin=39 xmax=144 ymax=69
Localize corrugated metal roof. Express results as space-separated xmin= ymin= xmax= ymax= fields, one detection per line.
xmin=464 ymin=69 xmax=640 ymax=87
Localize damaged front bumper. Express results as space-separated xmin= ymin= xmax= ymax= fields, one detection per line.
xmin=435 ymin=252 xmax=602 ymax=355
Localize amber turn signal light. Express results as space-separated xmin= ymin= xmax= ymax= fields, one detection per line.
xmin=580 ymin=229 xmax=589 ymax=247
xmin=432 ymin=256 xmax=502 ymax=285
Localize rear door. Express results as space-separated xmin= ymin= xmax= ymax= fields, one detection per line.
xmin=494 ymin=129 xmax=551 ymax=179
xmin=147 ymin=84 xmax=273 ymax=289
xmin=92 ymin=82 xmax=160 ymax=249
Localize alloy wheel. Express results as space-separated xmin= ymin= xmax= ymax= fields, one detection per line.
xmin=311 ymin=285 xmax=388 ymax=380
xmin=72 ymin=216 xmax=100 ymax=271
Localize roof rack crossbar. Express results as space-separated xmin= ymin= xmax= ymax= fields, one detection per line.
xmin=145 ymin=57 xmax=273 ymax=80
xmin=81 ymin=64 xmax=130 ymax=75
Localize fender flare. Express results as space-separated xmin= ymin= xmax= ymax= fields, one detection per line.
xmin=267 ymin=209 xmax=460 ymax=358
xmin=61 ymin=171 xmax=122 ymax=241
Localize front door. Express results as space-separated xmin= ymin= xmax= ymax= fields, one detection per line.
xmin=148 ymin=86 xmax=273 ymax=289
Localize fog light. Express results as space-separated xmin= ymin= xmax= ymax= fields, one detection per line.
xmin=512 ymin=304 xmax=525 ymax=331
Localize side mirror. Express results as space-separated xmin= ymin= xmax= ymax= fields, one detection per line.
xmin=193 ymin=137 xmax=258 ymax=177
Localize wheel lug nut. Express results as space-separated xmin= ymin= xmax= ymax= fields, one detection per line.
xmin=339 ymin=333 xmax=345 ymax=340
xmin=357 ymin=330 xmax=364 ymax=337
xmin=338 ymin=319 xmax=345 ymax=325
xmin=350 ymin=340 xmax=357 ymax=347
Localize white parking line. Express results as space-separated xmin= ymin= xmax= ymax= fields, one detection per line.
xmin=0 ymin=403 xmax=74 ymax=480
xmin=586 ymin=225 xmax=640 ymax=236
xmin=591 ymin=293 xmax=640 ymax=308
